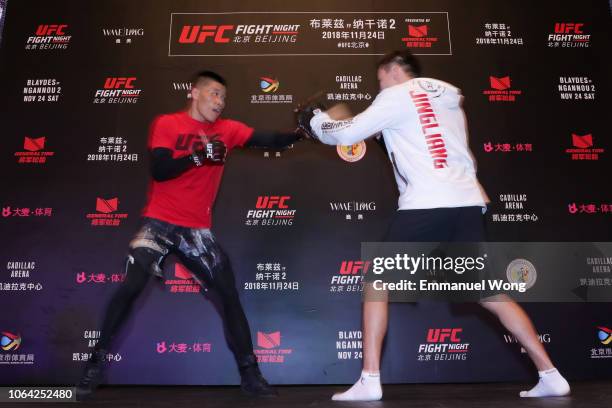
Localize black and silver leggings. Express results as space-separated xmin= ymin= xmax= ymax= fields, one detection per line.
xmin=96 ymin=217 xmax=254 ymax=364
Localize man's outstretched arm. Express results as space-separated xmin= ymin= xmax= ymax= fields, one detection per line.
xmin=245 ymin=130 xmax=302 ymax=149
xmin=151 ymin=141 xmax=226 ymax=181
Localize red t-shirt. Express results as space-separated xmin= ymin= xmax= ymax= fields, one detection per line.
xmin=142 ymin=111 xmax=253 ymax=228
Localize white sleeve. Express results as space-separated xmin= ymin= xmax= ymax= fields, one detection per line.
xmin=310 ymin=93 xmax=398 ymax=146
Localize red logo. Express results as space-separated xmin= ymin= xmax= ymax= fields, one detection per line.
xmin=572 ymin=134 xmax=593 ymax=148
xmin=484 ymin=75 xmax=521 ymax=102
xmin=256 ymin=196 xmax=290 ymax=209
xmin=554 ymin=23 xmax=584 ymax=34
xmin=174 ymin=263 xmax=192 ymax=280
xmin=257 ymin=331 xmax=281 ymax=349
xmin=489 ymin=76 xmax=511 ymax=90
xmin=402 ymin=24 xmax=437 ymax=48
xmin=96 ymin=198 xmax=118 ymax=213
xmin=427 ymin=328 xmax=462 ymax=343
xmin=340 ymin=261 xmax=371 ymax=275
xmin=178 ymin=25 xmax=234 ymax=44
xmin=408 ymin=25 xmax=428 ymax=37
xmin=35 ymin=24 xmax=68 ymax=36
xmin=23 ymin=137 xmax=45 ymax=152
xmin=104 ymin=77 xmax=136 ymax=89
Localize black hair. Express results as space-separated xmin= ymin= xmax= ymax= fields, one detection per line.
xmin=192 ymin=70 xmax=227 ymax=88
xmin=377 ymin=50 xmax=422 ymax=77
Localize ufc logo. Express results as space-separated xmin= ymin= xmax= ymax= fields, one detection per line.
xmin=554 ymin=23 xmax=584 ymax=34
xmin=256 ymin=196 xmax=290 ymax=209
xmin=36 ymin=24 xmax=67 ymax=36
xmin=340 ymin=261 xmax=371 ymax=275
xmin=179 ymin=25 xmax=234 ymax=44
xmin=104 ymin=77 xmax=137 ymax=89
xmin=427 ymin=328 xmax=462 ymax=343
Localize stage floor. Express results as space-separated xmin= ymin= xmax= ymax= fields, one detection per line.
xmin=9 ymin=381 xmax=612 ymax=407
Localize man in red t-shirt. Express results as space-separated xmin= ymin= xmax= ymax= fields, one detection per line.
xmin=77 ymin=71 xmax=301 ymax=399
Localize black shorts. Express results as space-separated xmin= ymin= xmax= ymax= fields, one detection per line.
xmin=366 ymin=206 xmax=497 ymax=301
xmin=383 ymin=206 xmax=487 ymax=242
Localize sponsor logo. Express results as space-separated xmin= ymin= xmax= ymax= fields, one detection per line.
xmin=565 ymin=133 xmax=604 ymax=160
xmin=417 ymin=328 xmax=470 ymax=361
xmin=506 ymin=259 xmax=537 ymax=290
xmin=93 ymin=77 xmax=142 ymax=104
xmin=25 ymin=24 xmax=71 ymax=50
xmin=260 ymin=77 xmax=279 ymax=93
xmin=254 ymin=331 xmax=293 ymax=363
xmin=336 ymin=330 xmax=362 ymax=360
xmin=402 ymin=24 xmax=438 ymax=48
xmin=23 ymin=78 xmax=61 ymax=103
xmin=102 ymin=27 xmax=144 ymax=44
xmin=590 ymin=326 xmax=612 ymax=359
xmin=0 ymin=332 xmax=34 ymax=365
xmin=548 ymin=23 xmax=590 ymax=48
xmin=337 ymin=142 xmax=367 ymax=163
xmin=15 ymin=137 xmax=55 ymax=164
xmin=491 ymin=192 xmax=538 ymax=226
xmin=598 ymin=327 xmax=612 ymax=345
xmin=75 ymin=272 xmax=125 ymax=285
xmin=156 ymin=341 xmax=211 ymax=354
xmin=257 ymin=331 xmax=281 ymax=349
xmin=327 ymin=74 xmax=371 ymax=102
xmin=6 ymin=261 xmax=35 ymax=279
xmin=568 ymin=203 xmax=611 ymax=215
xmin=246 ymin=196 xmax=296 ymax=227
xmin=164 ymin=263 xmax=203 ymax=294
xmin=1 ymin=206 xmax=53 ymax=218
xmin=483 ymin=142 xmax=533 ymax=154
xmin=483 ymin=76 xmax=522 ymax=102
xmin=251 ymin=76 xmax=292 ymax=104
xmin=86 ymin=197 xmax=128 ymax=227
xmin=329 ymin=200 xmax=376 ymax=221
xmin=178 ymin=24 xmax=236 ymax=44
xmin=330 ymin=261 xmax=365 ymax=293
xmin=172 ymin=81 xmax=193 ymax=99
xmin=1 ymin=332 xmax=21 ymax=351
xmin=586 ymin=257 xmax=612 ymax=274
xmin=503 ymin=333 xmax=550 ymax=353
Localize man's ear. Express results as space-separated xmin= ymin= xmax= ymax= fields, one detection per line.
xmin=191 ymin=87 xmax=200 ymax=100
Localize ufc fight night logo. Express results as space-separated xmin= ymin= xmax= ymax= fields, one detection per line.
xmin=417 ymin=328 xmax=470 ymax=362
xmin=25 ymin=24 xmax=71 ymax=50
xmin=93 ymin=77 xmax=142 ymax=104
xmin=548 ymin=23 xmax=590 ymax=48
xmin=245 ymin=196 xmax=295 ymax=227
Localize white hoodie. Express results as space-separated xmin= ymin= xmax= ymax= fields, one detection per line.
xmin=310 ymin=77 xmax=488 ymax=210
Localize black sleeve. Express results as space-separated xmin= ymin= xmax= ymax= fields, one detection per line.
xmin=245 ymin=130 xmax=301 ymax=149
xmin=150 ymin=148 xmax=194 ymax=182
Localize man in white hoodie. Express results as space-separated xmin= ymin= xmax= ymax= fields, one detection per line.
xmin=307 ymin=50 xmax=570 ymax=401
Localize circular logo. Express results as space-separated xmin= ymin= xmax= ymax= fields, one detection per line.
xmin=1 ymin=332 xmax=22 ymax=351
xmin=260 ymin=77 xmax=279 ymax=93
xmin=598 ymin=327 xmax=612 ymax=345
xmin=417 ymin=79 xmax=445 ymax=98
xmin=506 ymin=259 xmax=537 ymax=290
xmin=337 ymin=141 xmax=367 ymax=162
